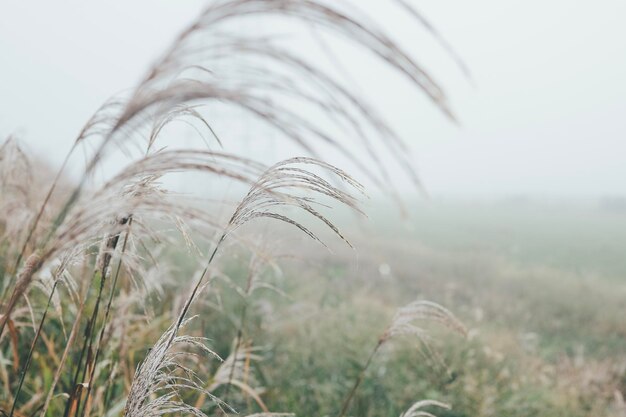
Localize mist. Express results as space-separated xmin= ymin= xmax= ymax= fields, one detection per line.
xmin=3 ymin=3 xmax=626 ymax=416
xmin=2 ymin=0 xmax=625 ymax=199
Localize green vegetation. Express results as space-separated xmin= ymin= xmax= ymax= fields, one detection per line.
xmin=200 ymin=201 xmax=626 ymax=417
xmin=1 ymin=1 xmax=625 ymax=417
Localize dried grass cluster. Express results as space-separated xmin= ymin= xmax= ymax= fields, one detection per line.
xmin=0 ymin=1 xmax=464 ymax=416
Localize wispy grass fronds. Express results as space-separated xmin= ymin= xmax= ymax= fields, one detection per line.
xmin=125 ymin=154 xmax=365 ymax=416
xmin=10 ymin=150 xmax=262 ymax=293
xmin=2 ymin=0 xmax=460 ymax=309
xmin=338 ymin=300 xmax=465 ymax=417
xmin=0 ymin=138 xmax=38 ymax=263
xmin=227 ymin=157 xmax=365 ymax=248
xmin=381 ymin=300 xmax=467 ymax=343
xmin=179 ymin=155 xmax=366 ymax=332
xmin=39 ymin=0 xmax=458 ymax=223
xmin=124 ymin=316 xmax=225 ymax=417
xmin=3 ymin=0 xmax=455 ymax=351
xmin=0 ymin=1 xmax=469 ymax=415
xmin=0 ymin=252 xmax=41 ymax=336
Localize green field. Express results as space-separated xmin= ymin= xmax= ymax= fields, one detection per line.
xmin=4 ymin=193 xmax=625 ymax=417
xmin=196 ymin=199 xmax=626 ymax=417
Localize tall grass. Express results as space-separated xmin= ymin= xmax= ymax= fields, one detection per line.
xmin=0 ymin=1 xmax=466 ymax=416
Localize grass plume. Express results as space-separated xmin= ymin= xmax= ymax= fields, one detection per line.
xmin=0 ymin=1 xmax=471 ymax=416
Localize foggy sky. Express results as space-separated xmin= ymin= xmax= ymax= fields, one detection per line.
xmin=1 ymin=0 xmax=625 ymax=198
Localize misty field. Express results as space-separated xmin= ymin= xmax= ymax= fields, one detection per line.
xmin=2 ymin=1 xmax=626 ymax=417
xmin=4 ymin=184 xmax=625 ymax=416
xmin=204 ymin=200 xmax=626 ymax=417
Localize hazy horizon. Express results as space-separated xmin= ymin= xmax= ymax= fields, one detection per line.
xmin=2 ymin=0 xmax=625 ymax=198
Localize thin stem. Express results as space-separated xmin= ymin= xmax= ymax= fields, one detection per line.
xmin=337 ymin=339 xmax=384 ymax=417
xmin=171 ymin=233 xmax=225 ymax=339
xmin=65 ymin=225 xmax=124 ymax=417
xmin=60 ymin=269 xmax=96 ymax=417
xmin=221 ymin=301 xmax=248 ymax=404
xmin=38 ymin=278 xmax=91 ymax=417
xmin=8 ymin=280 xmax=59 ymax=417
xmin=80 ymin=217 xmax=133 ymax=417
xmin=222 ymin=259 xmax=256 ymax=405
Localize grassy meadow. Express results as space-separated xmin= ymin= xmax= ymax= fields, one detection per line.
xmin=76 ymin=198 xmax=622 ymax=417
xmin=194 ymin=199 xmax=626 ymax=417
xmin=1 ymin=2 xmax=625 ymax=417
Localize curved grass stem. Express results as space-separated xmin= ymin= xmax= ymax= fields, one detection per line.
xmin=337 ymin=339 xmax=384 ymax=417
xmin=8 ymin=280 xmax=58 ymax=417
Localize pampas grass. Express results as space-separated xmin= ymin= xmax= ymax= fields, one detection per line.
xmin=337 ymin=301 xmax=466 ymax=417
xmin=124 ymin=317 xmax=225 ymax=417
xmin=0 ymin=1 xmax=467 ymax=416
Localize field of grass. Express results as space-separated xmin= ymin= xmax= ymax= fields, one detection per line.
xmin=154 ymin=199 xmax=626 ymax=417
xmin=98 ymin=201 xmax=626 ymax=417
xmin=2 ymin=161 xmax=626 ymax=417
xmin=3 ymin=149 xmax=626 ymax=417
xmin=2 ymin=2 xmax=625 ymax=416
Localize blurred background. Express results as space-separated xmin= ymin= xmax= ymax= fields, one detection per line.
xmin=1 ymin=1 xmax=625 ymax=416
xmin=2 ymin=0 xmax=626 ymax=198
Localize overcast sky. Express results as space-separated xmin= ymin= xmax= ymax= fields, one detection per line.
xmin=1 ymin=0 xmax=625 ymax=198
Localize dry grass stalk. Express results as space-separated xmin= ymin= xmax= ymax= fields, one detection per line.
xmin=124 ymin=154 xmax=365 ymax=415
xmin=338 ymin=300 xmax=466 ymax=417
xmin=123 ymin=316 xmax=225 ymax=417
xmin=0 ymin=1 xmax=467 ymax=415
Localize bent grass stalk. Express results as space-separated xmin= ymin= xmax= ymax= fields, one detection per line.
xmin=38 ymin=271 xmax=91 ymax=417
xmin=8 ymin=280 xmax=59 ymax=417
xmin=64 ymin=219 xmax=127 ymax=417
xmin=80 ymin=217 xmax=133 ymax=417
xmin=337 ymin=339 xmax=384 ymax=417
xmin=221 ymin=259 xmax=257 ymax=406
xmin=337 ymin=300 xmax=466 ymax=417
xmin=0 ymin=1 xmax=469 ymax=414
